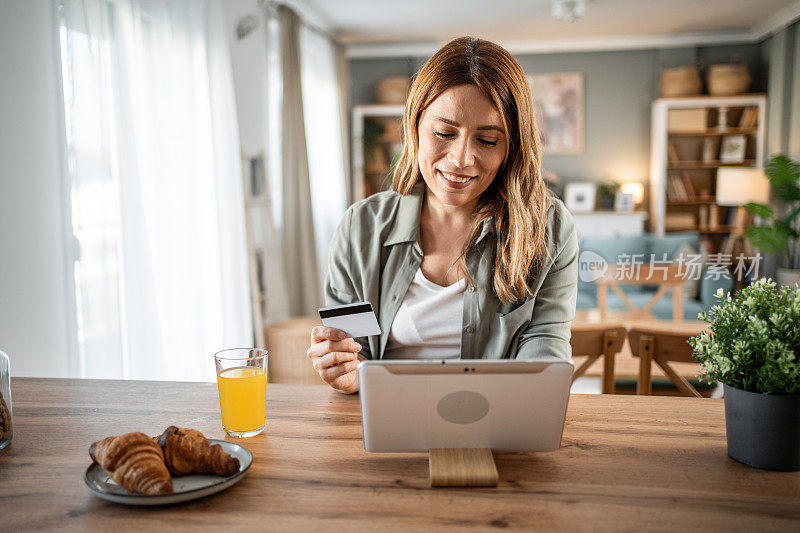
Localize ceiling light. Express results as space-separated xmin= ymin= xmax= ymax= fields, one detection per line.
xmin=552 ymin=0 xmax=586 ymax=22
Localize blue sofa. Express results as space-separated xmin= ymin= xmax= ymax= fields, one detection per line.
xmin=576 ymin=232 xmax=734 ymax=320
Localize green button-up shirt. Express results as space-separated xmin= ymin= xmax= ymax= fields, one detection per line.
xmin=324 ymin=183 xmax=578 ymax=361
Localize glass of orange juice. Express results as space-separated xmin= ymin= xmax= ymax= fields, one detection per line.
xmin=214 ymin=348 xmax=268 ymax=437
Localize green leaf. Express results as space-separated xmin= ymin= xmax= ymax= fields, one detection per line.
xmin=745 ymin=202 xmax=774 ymax=219
xmin=774 ymin=182 xmax=800 ymax=202
xmin=765 ymin=154 xmax=800 ymax=188
xmin=785 ymin=204 xmax=800 ymax=225
xmin=746 ymin=225 xmax=791 ymax=253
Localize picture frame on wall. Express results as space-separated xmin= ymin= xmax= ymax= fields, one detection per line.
xmin=564 ymin=182 xmax=596 ymax=212
xmin=527 ymin=72 xmax=584 ymax=154
xmin=719 ymin=135 xmax=746 ymax=163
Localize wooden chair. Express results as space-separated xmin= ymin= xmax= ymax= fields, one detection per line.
xmin=265 ymin=317 xmax=324 ymax=385
xmin=570 ymin=323 xmax=627 ymax=394
xmin=627 ymin=324 xmax=706 ymax=398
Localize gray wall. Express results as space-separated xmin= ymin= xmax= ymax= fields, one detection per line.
xmin=0 ymin=0 xmax=76 ymax=376
xmin=350 ymin=42 xmax=769 ymax=187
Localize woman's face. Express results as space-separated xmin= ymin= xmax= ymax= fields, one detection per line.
xmin=417 ymin=84 xmax=507 ymax=210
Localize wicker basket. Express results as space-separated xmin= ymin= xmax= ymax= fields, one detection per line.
xmin=659 ymin=66 xmax=702 ymax=97
xmin=375 ymin=76 xmax=410 ymax=105
xmin=265 ymin=317 xmax=323 ymax=385
xmin=707 ymin=62 xmax=751 ymax=95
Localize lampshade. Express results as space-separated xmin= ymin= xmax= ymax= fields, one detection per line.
xmin=715 ymin=167 xmax=770 ymax=206
xmin=620 ymin=182 xmax=645 ymax=205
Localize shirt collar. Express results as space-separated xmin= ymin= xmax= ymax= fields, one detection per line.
xmin=384 ymin=182 xmax=425 ymax=246
xmin=384 ymin=181 xmax=495 ymax=247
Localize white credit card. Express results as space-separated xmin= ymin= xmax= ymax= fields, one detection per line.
xmin=318 ymin=301 xmax=381 ymax=338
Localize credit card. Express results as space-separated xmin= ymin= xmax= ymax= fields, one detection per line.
xmin=318 ymin=301 xmax=382 ymax=338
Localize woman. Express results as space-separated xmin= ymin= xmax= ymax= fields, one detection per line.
xmin=307 ymin=37 xmax=578 ymax=394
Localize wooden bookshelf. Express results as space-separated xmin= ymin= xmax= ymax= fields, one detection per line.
xmin=650 ymin=94 xmax=767 ymax=255
xmin=352 ymin=104 xmax=404 ymax=202
xmin=668 ymin=127 xmax=758 ymax=136
xmin=667 ymin=159 xmax=756 ymax=170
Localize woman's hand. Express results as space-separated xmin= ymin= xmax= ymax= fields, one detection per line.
xmin=307 ymin=326 xmax=361 ymax=394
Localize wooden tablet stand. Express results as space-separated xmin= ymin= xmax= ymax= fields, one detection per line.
xmin=428 ymin=448 xmax=498 ymax=487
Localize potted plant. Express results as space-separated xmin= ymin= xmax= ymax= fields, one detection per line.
xmin=597 ymin=181 xmax=620 ymax=210
xmin=689 ymin=278 xmax=800 ymax=470
xmin=744 ymin=154 xmax=800 ymax=288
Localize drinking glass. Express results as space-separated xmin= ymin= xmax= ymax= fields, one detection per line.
xmin=214 ymin=348 xmax=268 ymax=437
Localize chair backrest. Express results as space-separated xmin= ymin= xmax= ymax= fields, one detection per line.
xmin=570 ymin=323 xmax=627 ymax=358
xmin=570 ymin=323 xmax=627 ymax=394
xmin=627 ymin=324 xmax=707 ymax=397
xmin=265 ymin=317 xmax=324 ymax=385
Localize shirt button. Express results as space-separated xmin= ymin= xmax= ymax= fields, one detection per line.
xmin=392 ymin=295 xmax=398 ymax=301
xmin=470 ymin=286 xmax=476 ymax=292
xmin=466 ymin=326 xmax=475 ymax=334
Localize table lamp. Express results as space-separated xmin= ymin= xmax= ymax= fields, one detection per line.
xmin=620 ymin=182 xmax=645 ymax=206
xmin=715 ymin=167 xmax=770 ymax=256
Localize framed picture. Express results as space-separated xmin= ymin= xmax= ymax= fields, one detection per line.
xmin=564 ymin=182 xmax=596 ymax=212
xmin=720 ymin=135 xmax=746 ymax=163
xmin=527 ymin=72 xmax=584 ymax=154
xmin=614 ymin=192 xmax=635 ymax=212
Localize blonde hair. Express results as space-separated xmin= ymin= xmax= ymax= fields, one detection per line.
xmin=392 ymin=37 xmax=552 ymax=303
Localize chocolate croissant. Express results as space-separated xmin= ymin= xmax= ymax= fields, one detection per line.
xmin=90 ymin=432 xmax=173 ymax=495
xmin=156 ymin=426 xmax=240 ymax=477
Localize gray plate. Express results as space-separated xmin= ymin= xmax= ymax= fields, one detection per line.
xmin=84 ymin=439 xmax=252 ymax=505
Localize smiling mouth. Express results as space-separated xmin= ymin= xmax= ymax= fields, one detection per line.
xmin=438 ymin=169 xmax=477 ymax=183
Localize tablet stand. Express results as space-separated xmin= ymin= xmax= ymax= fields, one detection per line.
xmin=429 ymin=448 xmax=498 ymax=487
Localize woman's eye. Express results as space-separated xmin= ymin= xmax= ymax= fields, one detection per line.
xmin=478 ymin=138 xmax=497 ymax=146
xmin=434 ymin=131 xmax=455 ymax=139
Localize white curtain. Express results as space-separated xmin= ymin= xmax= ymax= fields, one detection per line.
xmin=58 ymin=0 xmax=252 ymax=381
xmin=300 ymin=24 xmax=348 ymax=286
xmin=263 ymin=5 xmax=348 ymax=317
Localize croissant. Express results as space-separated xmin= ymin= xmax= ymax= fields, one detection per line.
xmin=89 ymin=432 xmax=173 ymax=495
xmin=156 ymin=426 xmax=240 ymax=477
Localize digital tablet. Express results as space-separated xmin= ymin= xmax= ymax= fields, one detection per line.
xmin=357 ymin=359 xmax=573 ymax=452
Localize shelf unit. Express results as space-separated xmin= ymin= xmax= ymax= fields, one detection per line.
xmin=649 ymin=95 xmax=767 ymax=248
xmin=351 ymin=104 xmax=404 ymax=202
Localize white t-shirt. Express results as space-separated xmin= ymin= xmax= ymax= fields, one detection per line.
xmin=383 ymin=267 xmax=465 ymax=360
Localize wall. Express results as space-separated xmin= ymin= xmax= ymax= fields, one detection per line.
xmin=349 ymin=43 xmax=769 ymax=188
xmin=0 ymin=0 xmax=75 ymax=377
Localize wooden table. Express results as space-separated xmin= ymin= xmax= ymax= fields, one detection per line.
xmin=596 ymin=264 xmax=685 ymax=321
xmin=2 ymin=378 xmax=799 ymax=531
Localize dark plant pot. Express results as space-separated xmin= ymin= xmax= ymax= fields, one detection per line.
xmin=723 ymin=384 xmax=800 ymax=471
xmin=600 ymin=195 xmax=614 ymax=210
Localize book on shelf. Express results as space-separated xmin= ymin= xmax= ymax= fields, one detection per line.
xmin=680 ymin=171 xmax=696 ymax=199
xmin=665 ymin=212 xmax=696 ymax=230
xmin=668 ymin=173 xmax=688 ymax=200
xmin=666 ymin=176 xmax=677 ymax=201
xmin=738 ymin=107 xmax=759 ymax=128
xmin=667 ymin=142 xmax=680 ymax=162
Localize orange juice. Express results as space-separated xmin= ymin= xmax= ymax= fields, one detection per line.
xmin=217 ymin=366 xmax=267 ymax=433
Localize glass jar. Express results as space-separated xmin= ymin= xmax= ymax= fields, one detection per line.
xmin=0 ymin=349 xmax=12 ymax=450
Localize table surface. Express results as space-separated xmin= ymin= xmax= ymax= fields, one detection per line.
xmin=1 ymin=378 xmax=799 ymax=531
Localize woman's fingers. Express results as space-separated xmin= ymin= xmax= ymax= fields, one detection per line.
xmin=310 ymin=326 xmax=347 ymax=344
xmin=313 ymin=350 xmax=357 ymax=372
xmin=321 ymin=359 xmax=359 ymax=381
xmin=306 ymin=338 xmax=361 ymax=360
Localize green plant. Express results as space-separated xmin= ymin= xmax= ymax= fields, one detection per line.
xmin=597 ymin=181 xmax=621 ymax=199
xmin=689 ymin=278 xmax=800 ymax=395
xmin=744 ymin=155 xmax=800 ymax=270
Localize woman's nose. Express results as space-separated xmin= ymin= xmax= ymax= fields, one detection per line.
xmin=447 ymin=137 xmax=475 ymax=168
